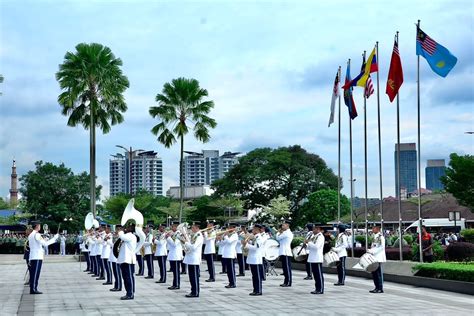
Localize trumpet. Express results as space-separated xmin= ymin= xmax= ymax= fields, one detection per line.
xmin=199 ymin=225 xmax=219 ymax=234
xmin=215 ymin=228 xmax=236 ymax=236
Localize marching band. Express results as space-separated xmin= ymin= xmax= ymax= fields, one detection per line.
xmin=24 ymin=199 xmax=387 ymax=300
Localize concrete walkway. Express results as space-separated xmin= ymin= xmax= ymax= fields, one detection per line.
xmin=0 ymin=255 xmax=472 ymax=316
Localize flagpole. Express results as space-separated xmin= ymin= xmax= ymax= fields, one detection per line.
xmin=416 ymin=19 xmax=423 ymax=263
xmin=362 ymin=50 xmax=369 ymax=251
xmin=348 ymin=59 xmax=355 ymax=257
xmin=337 ymin=65 xmax=342 ymax=223
xmin=376 ymin=41 xmax=384 ymax=234
xmin=395 ymin=31 xmax=403 ymax=261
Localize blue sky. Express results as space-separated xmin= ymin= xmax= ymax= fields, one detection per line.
xmin=1 ymin=0 xmax=473 ymax=202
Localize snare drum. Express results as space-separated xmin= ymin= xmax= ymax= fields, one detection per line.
xmin=324 ymin=251 xmax=340 ymax=267
xmin=359 ymin=253 xmax=378 ymax=272
xmin=264 ymin=239 xmax=280 ymax=261
xmin=292 ymin=245 xmax=308 ymax=262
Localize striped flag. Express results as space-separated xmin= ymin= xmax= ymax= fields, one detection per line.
xmin=328 ymin=71 xmax=339 ymax=127
xmin=365 ymin=75 xmax=374 ymax=98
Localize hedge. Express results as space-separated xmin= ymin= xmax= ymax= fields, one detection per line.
xmin=350 ymin=247 xmax=412 ymax=260
xmin=446 ymin=242 xmax=474 ymax=262
xmin=411 ymin=241 xmax=445 ymax=261
xmin=413 ymin=262 xmax=474 ymax=282
xmin=460 ymin=229 xmax=474 ymax=243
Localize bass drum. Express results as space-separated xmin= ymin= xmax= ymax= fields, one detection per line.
xmin=264 ymin=239 xmax=280 ymax=261
xmin=324 ymin=251 xmax=340 ymax=267
xmin=292 ymin=245 xmax=308 ymax=262
xmin=359 ymin=253 xmax=378 ymax=272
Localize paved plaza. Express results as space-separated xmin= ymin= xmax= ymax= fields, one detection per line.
xmin=0 ymin=255 xmax=472 ymax=316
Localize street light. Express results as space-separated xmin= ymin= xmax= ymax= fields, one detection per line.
xmin=116 ymin=145 xmax=144 ymax=195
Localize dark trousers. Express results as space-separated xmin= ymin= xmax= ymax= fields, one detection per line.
xmin=223 ymin=257 xmax=236 ymax=286
xmin=204 ymin=254 xmax=215 ymax=280
xmin=261 ymin=258 xmax=267 ymax=280
xmin=188 ymin=264 xmax=200 ymax=296
xmin=156 ymin=256 xmax=167 ymax=281
xmin=280 ymin=255 xmax=292 ymax=286
xmin=84 ymin=252 xmax=90 ymax=271
xmin=244 ymin=256 xmax=250 ymax=270
xmin=250 ymin=264 xmax=263 ymax=294
xmin=103 ymin=258 xmax=112 ymax=283
xmin=170 ymin=260 xmax=181 ymax=287
xmin=112 ymin=262 xmax=122 ymax=290
xmin=311 ymin=262 xmax=324 ymax=293
xmin=29 ymin=259 xmax=42 ymax=293
xmin=90 ymin=254 xmax=96 ymax=274
xmin=218 ymin=254 xmax=227 ymax=272
xmin=144 ymin=254 xmax=154 ymax=277
xmin=336 ymin=256 xmax=346 ymax=284
xmin=371 ymin=263 xmax=383 ymax=290
xmin=98 ymin=256 xmax=105 ymax=278
xmin=120 ymin=263 xmax=135 ymax=298
xmin=236 ymin=253 xmax=245 ymax=275
xmin=181 ymin=261 xmax=187 ymax=273
xmin=305 ymin=261 xmax=312 ymax=277
xmin=136 ymin=254 xmax=144 ymax=275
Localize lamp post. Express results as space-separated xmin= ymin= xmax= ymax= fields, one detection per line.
xmin=116 ymin=145 xmax=144 ymax=195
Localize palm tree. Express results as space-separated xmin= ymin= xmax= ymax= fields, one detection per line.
xmin=56 ymin=43 xmax=129 ymax=217
xmin=150 ymin=78 xmax=217 ymax=222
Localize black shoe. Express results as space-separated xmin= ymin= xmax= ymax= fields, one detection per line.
xmin=30 ymin=291 xmax=43 ymax=294
xmin=249 ymin=292 xmax=262 ymax=296
xmin=135 ymin=273 xmax=144 ymax=276
xmin=120 ymin=296 xmax=134 ymax=300
xmin=370 ymin=289 xmax=384 ymax=293
xmin=280 ymin=284 xmax=291 ymax=287
xmin=180 ymin=272 xmax=186 ymax=275
xmin=219 ymin=272 xmax=226 ymax=274
xmin=237 ymin=273 xmax=245 ymax=277
xmin=110 ymin=288 xmax=121 ymax=292
xmin=225 ymin=285 xmax=236 ymax=288
xmin=83 ymin=270 xmax=89 ymax=272
xmin=102 ymin=282 xmax=112 ymax=285
xmin=96 ymin=277 xmax=105 ymax=280
xmin=168 ymin=286 xmax=180 ymax=290
xmin=205 ymin=279 xmax=215 ymax=282
xmin=304 ymin=276 xmax=313 ymax=280
xmin=144 ymin=276 xmax=154 ymax=279
xmin=334 ymin=282 xmax=344 ymax=286
xmin=310 ymin=291 xmax=323 ymax=294
xmin=185 ymin=293 xmax=199 ymax=298
xmin=155 ymin=280 xmax=166 ymax=283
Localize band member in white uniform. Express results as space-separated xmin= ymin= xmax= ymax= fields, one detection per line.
xmin=28 ymin=221 xmax=59 ymax=294
xmin=259 ymin=226 xmax=269 ymax=281
xmin=154 ymin=223 xmax=168 ymax=284
xmin=183 ymin=221 xmax=203 ymax=297
xmin=59 ymin=234 xmax=66 ymax=256
xmin=203 ymin=221 xmax=216 ymax=282
xmin=89 ymin=231 xmax=97 ymax=276
xmin=304 ymin=223 xmax=313 ymax=280
xmin=368 ymin=226 xmax=386 ymax=293
xmin=109 ymin=226 xmax=122 ymax=292
xmin=135 ymin=238 xmax=145 ymax=277
xmin=333 ymin=225 xmax=349 ymax=286
xmin=166 ymin=221 xmax=183 ymax=290
xmin=143 ymin=223 xmax=154 ymax=279
xmin=306 ymin=225 xmax=325 ymax=294
xmin=243 ymin=224 xmax=263 ymax=296
xmin=276 ymin=220 xmax=294 ymax=287
xmin=95 ymin=226 xmax=105 ymax=280
xmin=117 ymin=223 xmax=137 ymax=300
xmin=81 ymin=231 xmax=91 ymax=272
xmin=101 ymin=225 xmax=113 ymax=285
xmin=220 ymin=223 xmax=238 ymax=288
xmin=236 ymin=225 xmax=246 ymax=277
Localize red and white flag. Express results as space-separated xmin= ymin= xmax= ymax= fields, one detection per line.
xmin=365 ymin=75 xmax=374 ymax=98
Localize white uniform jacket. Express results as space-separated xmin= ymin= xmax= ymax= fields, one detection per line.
xmin=143 ymin=233 xmax=153 ymax=255
xmin=154 ymin=234 xmax=168 ymax=256
xmin=222 ymin=232 xmax=238 ymax=259
xmin=95 ymin=233 xmax=104 ymax=257
xmin=183 ymin=232 xmax=203 ymax=265
xmin=236 ymin=232 xmax=245 ymax=254
xmin=245 ymin=234 xmax=263 ymax=265
xmin=109 ymin=241 xmax=117 ymax=263
xmin=101 ymin=234 xmax=112 ymax=259
xmin=89 ymin=238 xmax=97 ymax=256
xmin=369 ymin=232 xmax=386 ymax=263
xmin=307 ymin=232 xmax=324 ymax=263
xmin=333 ymin=233 xmax=349 ymax=258
xmin=28 ymin=231 xmax=58 ymax=261
xmin=276 ymin=229 xmax=293 ymax=257
xmin=216 ymin=239 xmax=224 ymax=255
xmin=203 ymin=230 xmax=216 ymax=254
xmin=166 ymin=233 xmax=183 ymax=261
xmin=117 ymin=231 xmax=137 ymax=264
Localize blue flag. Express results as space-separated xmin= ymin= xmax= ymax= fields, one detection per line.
xmin=343 ymin=63 xmax=357 ymax=119
xmin=416 ymin=27 xmax=457 ymax=77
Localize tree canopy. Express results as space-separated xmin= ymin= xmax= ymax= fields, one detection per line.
xmin=19 ymin=161 xmax=101 ymax=233
xmin=299 ymin=189 xmax=350 ymax=227
xmin=441 ymin=153 xmax=474 ymax=211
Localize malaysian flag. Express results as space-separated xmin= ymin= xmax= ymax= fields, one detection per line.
xmin=365 ymin=75 xmax=374 ymax=98
xmin=417 ymin=27 xmax=437 ymax=55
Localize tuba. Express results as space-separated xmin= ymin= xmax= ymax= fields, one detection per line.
xmin=120 ymin=198 xmax=146 ymax=254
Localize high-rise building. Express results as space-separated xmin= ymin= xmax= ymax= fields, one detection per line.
xmin=394 ymin=143 xmax=417 ymax=196
xmin=109 ymin=150 xmax=163 ymax=196
xmin=183 ymin=150 xmax=239 ymax=186
xmin=425 ymin=159 xmax=446 ymax=191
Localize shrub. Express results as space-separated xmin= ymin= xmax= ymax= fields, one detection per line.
xmin=291 ymin=236 xmax=305 ymax=249
xmin=403 ymin=234 xmax=414 ymax=245
xmin=413 ymin=262 xmax=474 ymax=282
xmin=460 ymin=229 xmax=474 ymax=243
xmin=412 ymin=241 xmax=445 ymax=262
xmin=354 ymin=235 xmax=373 ymax=245
xmin=446 ymin=242 xmax=474 ymax=262
xmin=385 ymin=247 xmax=412 ymax=260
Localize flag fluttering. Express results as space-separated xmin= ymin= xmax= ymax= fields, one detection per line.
xmin=416 ymin=26 xmax=457 ymax=77
xmin=386 ymin=37 xmax=403 ymax=102
xmin=328 ymin=71 xmax=339 ymax=127
xmin=343 ymin=63 xmax=358 ymax=119
xmin=342 ymin=47 xmax=378 ymax=89
xmin=365 ymin=75 xmax=374 ymax=98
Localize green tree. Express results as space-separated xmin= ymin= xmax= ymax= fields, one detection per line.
xmin=149 ymin=78 xmax=217 ymax=222
xmin=441 ymin=153 xmax=474 ymax=211
xmin=0 ymin=197 xmax=9 ymax=209
xmin=213 ymin=145 xmax=340 ymax=215
xmin=250 ymin=195 xmax=291 ymax=226
xmin=19 ymin=161 xmax=101 ymax=233
xmin=299 ymin=189 xmax=350 ymax=227
xmin=188 ymin=196 xmax=244 ymax=225
xmin=56 ymin=43 xmax=129 ymax=218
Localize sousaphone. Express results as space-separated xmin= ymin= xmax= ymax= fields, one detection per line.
xmin=113 ymin=199 xmax=146 ymax=257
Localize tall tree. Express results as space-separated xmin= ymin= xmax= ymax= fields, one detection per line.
xmin=441 ymin=153 xmax=474 ymax=211
xmin=299 ymin=189 xmax=351 ymax=227
xmin=56 ymin=43 xmax=129 ymax=217
xmin=149 ymin=77 xmax=217 ymax=221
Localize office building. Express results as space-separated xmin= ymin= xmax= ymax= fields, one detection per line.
xmin=110 ymin=150 xmax=163 ymax=196
xmin=184 ymin=150 xmax=239 ymax=186
xmin=394 ymin=143 xmax=417 ymax=197
xmin=425 ymin=159 xmax=446 ymax=191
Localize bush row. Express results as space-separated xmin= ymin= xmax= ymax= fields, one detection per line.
xmin=414 ymin=262 xmax=474 ymax=282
